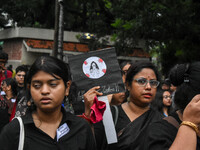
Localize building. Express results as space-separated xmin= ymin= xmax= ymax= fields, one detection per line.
xmin=0 ymin=27 xmax=150 ymax=69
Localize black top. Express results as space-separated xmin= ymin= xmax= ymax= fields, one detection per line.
xmin=94 ymin=105 xmax=131 ymax=150
xmin=16 ymin=86 xmax=25 ymax=103
xmin=0 ymin=97 xmax=9 ymax=132
xmin=0 ymin=106 xmax=9 ymax=132
xmin=143 ymin=112 xmax=200 ymax=149
xmin=0 ymin=107 xmax=96 ymax=150
xmin=94 ymin=105 xmax=162 ymax=150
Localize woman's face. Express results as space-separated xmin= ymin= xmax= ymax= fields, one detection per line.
xmin=1 ymin=81 xmax=7 ymax=92
xmin=30 ymin=71 xmax=70 ymax=113
xmin=112 ymin=92 xmax=126 ymax=105
xmin=127 ymin=68 xmax=157 ymax=107
xmin=122 ymin=63 xmax=131 ymax=83
xmin=162 ymin=91 xmax=172 ymax=107
xmin=92 ymin=63 xmax=96 ymax=68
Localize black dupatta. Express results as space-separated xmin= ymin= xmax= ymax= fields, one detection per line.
xmin=108 ymin=108 xmax=162 ymax=150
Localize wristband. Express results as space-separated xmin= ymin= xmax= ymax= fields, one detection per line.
xmin=180 ymin=121 xmax=199 ymax=134
xmin=78 ymin=113 xmax=92 ymax=124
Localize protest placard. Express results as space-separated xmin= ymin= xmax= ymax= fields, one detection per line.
xmin=68 ymin=47 xmax=125 ymax=144
xmin=68 ymin=47 xmax=125 ymax=101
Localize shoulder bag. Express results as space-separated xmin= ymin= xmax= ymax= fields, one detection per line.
xmin=16 ymin=117 xmax=24 ymax=150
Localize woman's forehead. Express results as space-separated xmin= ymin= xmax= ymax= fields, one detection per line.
xmin=31 ymin=71 xmax=60 ymax=81
xmin=134 ymin=68 xmax=156 ymax=78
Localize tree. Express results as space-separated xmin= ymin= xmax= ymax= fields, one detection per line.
xmin=53 ymin=0 xmax=64 ymax=59
xmin=102 ymin=0 xmax=200 ymax=76
xmin=1 ymin=0 xmax=200 ymax=76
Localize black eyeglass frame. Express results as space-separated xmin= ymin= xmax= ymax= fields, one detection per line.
xmin=163 ymin=95 xmax=172 ymax=99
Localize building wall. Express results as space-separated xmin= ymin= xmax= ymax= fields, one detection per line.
xmin=3 ymin=39 xmax=23 ymax=69
xmin=0 ymin=28 xmax=150 ymax=69
xmin=21 ymin=43 xmax=50 ymax=66
xmin=3 ymin=39 xmax=22 ymax=60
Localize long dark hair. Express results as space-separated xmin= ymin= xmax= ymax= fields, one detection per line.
xmin=169 ymin=62 xmax=200 ymax=111
xmin=90 ymin=61 xmax=99 ymax=70
xmin=151 ymin=88 xmax=173 ymax=115
xmin=2 ymin=78 xmax=18 ymax=97
xmin=25 ymin=56 xmax=70 ymax=109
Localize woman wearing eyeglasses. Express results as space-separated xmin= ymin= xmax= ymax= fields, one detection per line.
xmin=144 ymin=62 xmax=200 ymax=150
xmin=162 ymin=90 xmax=173 ymax=116
xmin=84 ymin=61 xmax=162 ymax=150
xmin=151 ymin=89 xmax=173 ymax=117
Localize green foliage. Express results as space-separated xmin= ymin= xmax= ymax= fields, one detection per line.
xmin=110 ymin=33 xmax=117 ymax=42
xmin=104 ymin=0 xmax=112 ymax=9
xmin=1 ymin=0 xmax=200 ymax=76
xmin=122 ymin=21 xmax=133 ymax=30
xmin=111 ymin=18 xmax=123 ymax=28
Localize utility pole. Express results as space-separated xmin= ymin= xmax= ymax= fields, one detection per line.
xmin=53 ymin=0 xmax=64 ymax=60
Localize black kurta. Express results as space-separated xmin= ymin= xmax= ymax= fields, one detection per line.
xmin=143 ymin=112 xmax=200 ymax=149
xmin=0 ymin=108 xmax=96 ymax=150
xmin=0 ymin=98 xmax=9 ymax=132
xmin=94 ymin=105 xmax=162 ymax=150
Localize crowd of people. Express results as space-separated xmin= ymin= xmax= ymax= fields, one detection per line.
xmin=0 ymin=50 xmax=200 ymax=150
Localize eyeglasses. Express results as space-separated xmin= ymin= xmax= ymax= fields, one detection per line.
xmin=134 ymin=78 xmax=160 ymax=88
xmin=163 ymin=95 xmax=172 ymax=99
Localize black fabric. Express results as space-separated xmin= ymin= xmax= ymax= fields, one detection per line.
xmin=94 ymin=105 xmax=130 ymax=150
xmin=143 ymin=112 xmax=200 ymax=149
xmin=94 ymin=105 xmax=162 ymax=150
xmin=68 ymin=48 xmax=125 ymax=101
xmin=0 ymin=106 xmax=9 ymax=133
xmin=14 ymin=96 xmax=28 ymax=117
xmin=0 ymin=107 xmax=96 ymax=150
xmin=16 ymin=86 xmax=25 ymax=103
xmin=0 ymin=96 xmax=9 ymax=132
xmin=189 ymin=62 xmax=200 ymax=92
xmin=72 ymin=100 xmax=85 ymax=115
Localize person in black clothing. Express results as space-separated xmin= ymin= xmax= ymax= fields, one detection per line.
xmin=109 ymin=61 xmax=132 ymax=106
xmin=11 ymin=65 xmax=29 ymax=119
xmin=0 ymin=56 xmax=96 ymax=150
xmin=84 ymin=61 xmax=162 ymax=150
xmin=144 ymin=62 xmax=200 ymax=149
xmin=0 ymin=96 xmax=9 ymax=132
xmin=15 ymin=65 xmax=28 ymax=96
xmin=0 ymin=51 xmax=12 ymax=87
xmin=151 ymin=88 xmax=173 ymax=117
xmin=161 ymin=78 xmax=171 ymax=90
xmin=1 ymin=78 xmax=18 ymax=121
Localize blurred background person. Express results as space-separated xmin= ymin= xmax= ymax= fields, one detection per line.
xmin=120 ymin=61 xmax=132 ymax=83
xmin=108 ymin=61 xmax=132 ymax=106
xmin=15 ymin=65 xmax=29 ymax=97
xmin=152 ymin=89 xmax=173 ymax=117
xmin=0 ymin=93 xmax=9 ymax=132
xmin=1 ymin=78 xmax=17 ymax=121
xmin=0 ymin=51 xmax=12 ymax=87
xmin=161 ymin=78 xmax=171 ymax=90
xmin=144 ymin=62 xmax=200 ymax=149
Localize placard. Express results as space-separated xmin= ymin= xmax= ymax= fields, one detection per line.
xmin=68 ymin=47 xmax=125 ymax=101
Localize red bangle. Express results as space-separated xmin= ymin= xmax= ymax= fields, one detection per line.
xmin=78 ymin=113 xmax=92 ymax=124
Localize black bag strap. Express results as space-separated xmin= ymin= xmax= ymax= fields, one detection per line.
xmin=163 ymin=116 xmax=180 ymax=129
xmin=113 ymin=105 xmax=119 ymax=126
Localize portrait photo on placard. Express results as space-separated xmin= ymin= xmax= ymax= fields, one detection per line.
xmin=68 ymin=47 xmax=125 ymax=101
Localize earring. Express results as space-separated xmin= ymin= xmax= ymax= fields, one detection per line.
xmin=27 ymin=98 xmax=34 ymax=106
